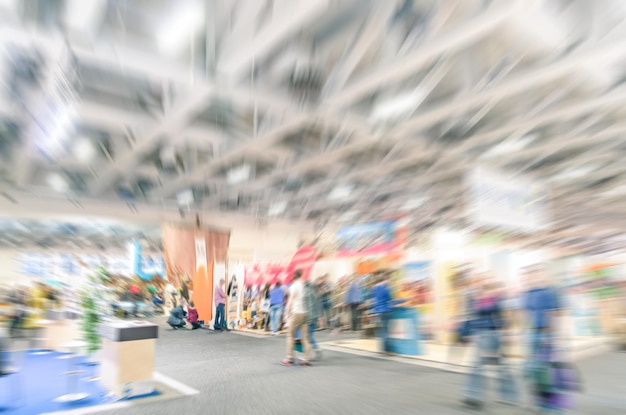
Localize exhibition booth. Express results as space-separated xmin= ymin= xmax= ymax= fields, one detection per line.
xmin=1 ymin=185 xmax=625 ymax=413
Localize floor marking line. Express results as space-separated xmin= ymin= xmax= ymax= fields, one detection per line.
xmin=153 ymin=371 xmax=200 ymax=395
xmin=41 ymin=372 xmax=198 ymax=415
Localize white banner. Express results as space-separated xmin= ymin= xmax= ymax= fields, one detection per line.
xmin=195 ymin=237 xmax=207 ymax=271
xmin=388 ymin=319 xmax=412 ymax=340
xmin=466 ymin=167 xmax=549 ymax=232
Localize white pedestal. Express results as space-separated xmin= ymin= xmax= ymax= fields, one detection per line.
xmin=98 ymin=321 xmax=159 ymax=398
xmin=42 ymin=319 xmax=80 ymax=352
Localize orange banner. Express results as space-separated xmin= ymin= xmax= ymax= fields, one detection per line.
xmin=162 ymin=223 xmax=229 ymax=322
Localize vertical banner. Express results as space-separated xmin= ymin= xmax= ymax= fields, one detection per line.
xmin=193 ymin=237 xmax=213 ymax=322
xmin=162 ymin=223 xmax=230 ymax=323
xmin=286 ymin=245 xmax=317 ymax=283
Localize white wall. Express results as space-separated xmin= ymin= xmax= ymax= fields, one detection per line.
xmin=0 ymin=248 xmax=21 ymax=285
xmin=311 ymin=259 xmax=354 ymax=283
xmin=229 ymin=223 xmax=312 ymax=262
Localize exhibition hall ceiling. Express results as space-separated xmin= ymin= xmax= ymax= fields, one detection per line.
xmin=0 ymin=0 xmax=626 ymax=251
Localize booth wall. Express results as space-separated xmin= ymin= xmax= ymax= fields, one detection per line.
xmin=229 ymin=224 xmax=308 ymax=262
xmin=0 ymin=249 xmax=20 ymax=284
xmin=311 ymin=259 xmax=354 ymax=282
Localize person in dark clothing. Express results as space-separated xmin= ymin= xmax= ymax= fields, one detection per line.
xmin=319 ymin=275 xmax=333 ymax=329
xmin=462 ymin=278 xmax=517 ymax=409
xmin=167 ymin=304 xmax=187 ymax=329
xmin=522 ymin=265 xmax=562 ymax=412
xmin=346 ymin=275 xmax=363 ymax=331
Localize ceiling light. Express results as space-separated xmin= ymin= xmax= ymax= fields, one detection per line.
xmin=370 ymin=89 xmax=426 ymax=124
xmin=177 ymin=189 xmax=194 ymax=206
xmin=64 ymin=0 xmax=107 ymax=35
xmin=328 ymin=184 xmax=354 ymax=201
xmin=483 ymin=134 xmax=538 ymax=158
xmin=401 ymin=197 xmax=427 ymax=211
xmin=227 ymin=164 xmax=251 ymax=185
xmin=47 ymin=173 xmax=68 ymax=192
xmin=601 ymin=185 xmax=626 ymax=198
xmin=157 ymin=0 xmax=204 ymax=54
xmin=338 ymin=210 xmax=358 ymax=222
xmin=551 ymin=164 xmax=600 ymax=182
xmin=73 ymin=138 xmax=96 ymax=163
xmin=268 ymin=201 xmax=287 ymax=216
xmin=36 ymin=105 xmax=77 ymax=158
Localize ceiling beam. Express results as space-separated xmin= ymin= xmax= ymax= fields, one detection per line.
xmin=322 ymin=1 xmax=397 ymax=97
xmin=90 ymin=85 xmax=214 ymax=195
xmin=394 ymin=39 xmax=626 ymax=140
xmin=153 ymin=113 xmax=314 ymax=198
xmin=324 ymin=0 xmax=522 ymax=111
xmin=218 ymin=0 xmax=331 ymax=81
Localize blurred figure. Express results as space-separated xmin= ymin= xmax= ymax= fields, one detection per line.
xmin=372 ymin=272 xmax=394 ymax=354
xmin=305 ymin=278 xmax=323 ymax=360
xmin=214 ymin=279 xmax=228 ymax=331
xmin=331 ymin=277 xmax=348 ymax=332
xmin=447 ymin=270 xmax=478 ymax=364
xmin=346 ymin=275 xmax=363 ymax=331
xmin=179 ymin=277 xmax=190 ymax=304
xmin=462 ymin=277 xmax=518 ymax=409
xmin=187 ymin=301 xmax=201 ymax=330
xmin=167 ymin=302 xmax=187 ymax=330
xmin=269 ymin=282 xmax=286 ymax=335
xmin=0 ymin=325 xmax=9 ymax=375
xmin=319 ymin=275 xmax=333 ymax=329
xmin=522 ymin=265 xmax=563 ymax=411
xmin=282 ymin=271 xmax=311 ymax=366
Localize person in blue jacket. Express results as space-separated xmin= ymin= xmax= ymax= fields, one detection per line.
xmin=463 ymin=277 xmax=518 ymax=409
xmin=372 ymin=271 xmax=394 ymax=354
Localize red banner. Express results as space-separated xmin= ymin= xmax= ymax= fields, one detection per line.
xmin=286 ymin=245 xmax=317 ymax=283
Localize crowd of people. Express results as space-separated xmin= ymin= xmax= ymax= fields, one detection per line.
xmin=445 ymin=264 xmax=592 ymax=412
xmin=4 ymin=262 xmax=625 ymax=413
xmin=270 ymin=265 xmax=624 ymax=413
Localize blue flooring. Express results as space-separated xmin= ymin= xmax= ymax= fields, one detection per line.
xmin=0 ymin=351 xmax=158 ymax=415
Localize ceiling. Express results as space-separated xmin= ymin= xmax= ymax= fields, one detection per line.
xmin=1 ymin=0 xmax=626 ymax=253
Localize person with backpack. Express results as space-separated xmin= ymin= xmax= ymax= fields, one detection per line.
xmin=305 ymin=279 xmax=323 ymax=360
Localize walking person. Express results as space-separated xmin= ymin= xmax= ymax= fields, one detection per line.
xmin=372 ymin=272 xmax=394 ymax=354
xmin=304 ymin=278 xmax=323 ymax=360
xmin=269 ymin=282 xmax=285 ymax=335
xmin=319 ymin=275 xmax=333 ymax=329
xmin=346 ymin=275 xmax=363 ymax=331
xmin=282 ymin=271 xmax=312 ymax=366
xmin=214 ymin=278 xmax=229 ymax=331
xmin=522 ymin=265 xmax=562 ymax=411
xmin=462 ymin=277 xmax=518 ymax=409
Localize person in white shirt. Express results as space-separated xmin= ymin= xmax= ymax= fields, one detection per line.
xmin=282 ymin=271 xmax=312 ymax=366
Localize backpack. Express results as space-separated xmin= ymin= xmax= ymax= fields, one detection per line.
xmin=304 ymin=282 xmax=321 ymax=322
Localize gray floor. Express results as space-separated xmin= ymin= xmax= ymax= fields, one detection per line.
xmin=99 ymin=320 xmax=626 ymax=415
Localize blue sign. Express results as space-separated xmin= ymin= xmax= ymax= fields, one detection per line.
xmin=337 ymin=221 xmax=397 ymax=256
xmin=131 ymin=240 xmax=164 ymax=281
xmin=403 ymin=262 xmax=431 ymax=282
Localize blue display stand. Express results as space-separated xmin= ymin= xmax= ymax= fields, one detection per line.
xmin=386 ymin=307 xmax=422 ymax=356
